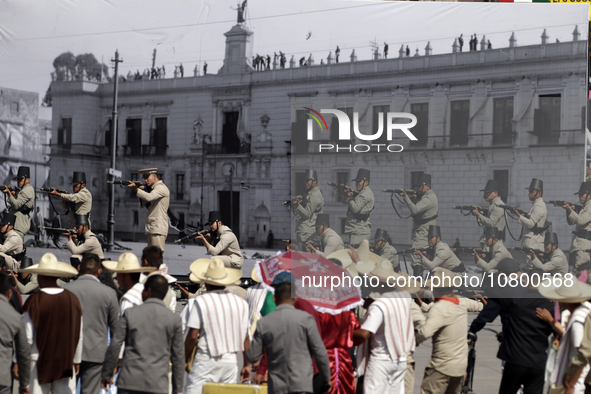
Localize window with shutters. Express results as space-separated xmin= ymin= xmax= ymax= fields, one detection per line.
xmin=534 ymin=94 xmax=561 ymax=145
xmin=409 ymin=103 xmax=428 ymax=147
xmin=492 ymin=98 xmax=514 ymax=145
xmin=450 ymin=100 xmax=470 ymax=146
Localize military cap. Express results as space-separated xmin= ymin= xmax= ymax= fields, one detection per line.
xmin=0 ymin=213 xmax=16 ymax=227
xmin=526 ymin=178 xmax=543 ymax=192
xmin=352 ymin=168 xmax=370 ymax=182
xmin=428 ymin=225 xmax=441 ymax=238
xmin=544 ymin=232 xmax=558 ymax=245
xmin=575 ymin=182 xmax=591 ymax=196
xmin=303 ymin=170 xmax=318 ymax=182
xmin=480 ymin=180 xmax=499 ymax=193
xmin=72 ymin=172 xmax=86 ymax=185
xmin=483 ymin=226 xmax=500 ymax=239
xmin=75 ymin=214 xmax=90 ymax=227
xmin=315 ymin=213 xmax=330 ymax=227
xmin=15 ymin=166 xmax=30 ymax=180
xmin=373 ymin=228 xmax=388 ymax=242
xmin=138 ymin=168 xmax=158 ymax=175
xmin=206 ymin=211 xmax=223 ymax=225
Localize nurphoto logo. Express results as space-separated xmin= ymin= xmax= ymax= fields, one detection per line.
xmin=304 ymin=108 xmax=419 ymax=153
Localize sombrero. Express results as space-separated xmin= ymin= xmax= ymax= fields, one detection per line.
xmin=102 ymin=253 xmax=157 ymax=273
xmin=21 ymin=253 xmax=78 ymax=278
xmin=326 ymin=240 xmax=382 ymax=272
xmin=539 ymin=279 xmax=591 ymax=303
xmin=369 ymin=259 xmax=421 ymax=294
xmin=190 ymin=257 xmax=242 ymax=286
xmin=424 ymin=268 xmax=460 ymax=289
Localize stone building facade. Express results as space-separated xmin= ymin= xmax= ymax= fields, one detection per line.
xmin=49 ymin=22 xmax=587 ymax=248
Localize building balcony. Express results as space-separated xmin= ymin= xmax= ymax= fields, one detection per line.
xmin=203 ymin=141 xmax=251 ymax=155
xmin=50 ymin=144 xmax=110 ymax=157
xmin=120 ymin=144 xmax=168 ymax=157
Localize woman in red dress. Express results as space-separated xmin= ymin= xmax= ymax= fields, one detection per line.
xmin=319 ymin=311 xmax=363 ymax=394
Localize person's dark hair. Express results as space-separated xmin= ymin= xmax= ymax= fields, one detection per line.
xmin=496 ymin=258 xmax=519 ymax=275
xmin=0 ymin=272 xmax=12 ymax=295
xmin=329 ymin=258 xmax=343 ymax=268
xmin=274 ymin=282 xmax=292 ymax=303
xmin=144 ymin=274 xmax=168 ymax=300
xmin=0 ymin=256 xmax=6 ymax=272
xmin=129 ymin=272 xmax=141 ymax=283
xmin=99 ymin=263 xmax=123 ymax=299
xmin=142 ymin=246 xmax=163 ymax=268
xmin=80 ymin=254 xmax=101 ymax=275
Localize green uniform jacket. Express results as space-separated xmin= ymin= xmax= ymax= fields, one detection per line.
xmin=344 ymin=187 xmax=374 ymax=237
xmin=378 ymin=242 xmax=400 ymax=271
xmin=405 ymin=189 xmax=438 ymax=245
xmin=61 ymin=187 xmax=93 ymax=229
xmin=294 ymin=187 xmax=324 ymax=243
xmin=8 ymin=184 xmax=34 ymax=237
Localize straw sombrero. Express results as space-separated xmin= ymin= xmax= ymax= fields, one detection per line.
xmin=102 ymin=253 xmax=156 ymax=273
xmin=21 ymin=253 xmax=78 ymax=278
xmin=327 ymin=240 xmax=382 ymax=272
xmin=369 ymin=259 xmax=421 ymax=294
xmin=424 ymin=268 xmax=460 ymax=289
xmin=190 ymin=257 xmax=242 ymax=286
xmin=251 ymin=266 xmax=261 ymax=283
xmin=539 ymin=279 xmax=591 ymax=303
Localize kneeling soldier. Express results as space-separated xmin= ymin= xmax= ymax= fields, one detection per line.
xmin=373 ymin=228 xmax=400 ymax=272
xmin=475 ymin=227 xmax=512 ymax=273
xmin=529 ymin=232 xmax=568 ymax=276
xmin=67 ymin=214 xmax=104 ymax=262
xmin=196 ymin=211 xmax=243 ymax=269
xmin=414 ymin=225 xmax=465 ymax=276
xmin=0 ymin=213 xmax=25 ymax=270
xmin=308 ymin=213 xmax=344 ymax=257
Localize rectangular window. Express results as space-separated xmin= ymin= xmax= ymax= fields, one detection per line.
xmin=330 ymin=107 xmax=353 ymax=143
xmin=335 ymin=171 xmax=350 ymax=202
xmin=410 ymin=103 xmax=428 ymax=147
xmin=126 ymin=118 xmax=142 ymax=156
xmin=59 ymin=118 xmax=73 ymax=149
xmin=450 ymin=100 xmax=470 ymax=146
xmin=151 ymin=117 xmax=168 ymax=156
xmin=534 ymin=94 xmax=561 ymax=145
xmin=132 ymin=210 xmax=139 ymax=226
xmin=222 ymin=111 xmax=240 ymax=154
xmin=493 ymin=97 xmax=514 ymax=145
xmin=372 ymin=105 xmax=390 ymax=146
xmin=11 ymin=102 xmax=19 ymax=114
xmin=493 ymin=169 xmax=509 ymax=205
xmin=292 ymin=109 xmax=309 ymax=155
xmin=176 ymin=174 xmax=185 ymax=201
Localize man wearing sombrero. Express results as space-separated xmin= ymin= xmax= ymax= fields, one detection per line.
xmin=184 ymin=258 xmax=249 ymax=393
xmin=127 ymin=168 xmax=170 ymax=252
xmin=20 ymin=253 xmax=82 ymax=393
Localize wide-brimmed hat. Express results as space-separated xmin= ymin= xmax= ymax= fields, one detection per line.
xmin=539 ymin=279 xmax=591 ymax=303
xmin=102 ymin=252 xmax=157 ymax=273
xmin=20 ymin=253 xmax=78 ymax=278
xmin=190 ymin=257 xmax=242 ymax=286
xmin=369 ymin=260 xmax=420 ymax=294
xmin=251 ymin=266 xmax=261 ymax=283
xmin=424 ymin=268 xmax=460 ymax=289
xmin=326 ymin=240 xmax=382 ymax=273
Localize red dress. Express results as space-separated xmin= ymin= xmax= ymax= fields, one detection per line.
xmin=319 ymin=311 xmax=361 ymax=394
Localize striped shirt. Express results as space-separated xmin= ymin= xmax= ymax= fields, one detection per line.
xmin=187 ymin=290 xmax=249 ymax=357
xmin=246 ymin=283 xmax=268 ymax=335
xmin=361 ymin=290 xmax=415 ymax=361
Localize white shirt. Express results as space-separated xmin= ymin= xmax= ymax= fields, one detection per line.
xmin=360 ymin=307 xmax=391 ymax=361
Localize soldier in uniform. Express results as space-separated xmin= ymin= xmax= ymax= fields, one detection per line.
xmin=474 ymin=227 xmax=512 ymax=273
xmin=2 ymin=166 xmax=34 ymax=240
xmin=66 ymin=214 xmax=104 ymax=262
xmin=372 ymin=228 xmax=400 ymax=272
xmin=565 ymin=181 xmax=591 ymax=270
xmin=128 ymin=168 xmax=170 ymax=252
xmin=307 ymin=213 xmax=344 ymax=257
xmin=414 ymin=225 xmax=465 ymax=276
xmin=343 ymin=168 xmax=374 ymax=247
xmin=513 ymin=178 xmax=547 ymax=270
xmin=292 ymin=169 xmax=324 ymax=250
xmin=0 ymin=213 xmax=24 ymax=270
xmin=529 ymin=232 xmax=568 ymax=276
xmin=51 ymin=171 xmax=92 ymax=229
xmin=196 ymin=211 xmax=243 ymax=269
xmin=470 ymin=179 xmax=506 ymax=249
xmin=396 ymin=173 xmax=438 ymax=276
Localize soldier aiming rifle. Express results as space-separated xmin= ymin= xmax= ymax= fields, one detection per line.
xmin=548 ymin=200 xmax=582 ymax=214
xmin=474 ymin=227 xmax=512 ymax=273
xmin=0 ymin=213 xmax=25 ymax=270
xmin=195 ymin=211 xmax=243 ymax=269
xmin=341 ymin=169 xmax=374 ymax=247
xmin=414 ymin=225 xmax=466 ymax=276
xmin=307 ymin=214 xmax=344 ymax=257
xmin=65 ymin=214 xmax=104 ymax=262
xmin=49 ymin=171 xmax=92 ymax=229
xmin=174 ymin=228 xmax=213 ymax=245
xmin=563 ymin=182 xmax=591 ymax=270
xmin=1 ymin=166 xmax=34 ymax=240
xmin=292 ymin=170 xmax=324 ymax=250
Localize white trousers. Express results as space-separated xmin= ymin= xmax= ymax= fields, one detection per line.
xmin=30 ymin=363 xmax=76 ymax=394
xmin=364 ymin=356 xmax=407 ymax=394
xmin=184 ymin=351 xmax=238 ymax=394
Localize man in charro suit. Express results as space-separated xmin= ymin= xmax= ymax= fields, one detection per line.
xmin=51 ymin=171 xmax=92 ymax=229
xmin=128 ymin=168 xmax=170 ymax=252
xmin=2 ymin=166 xmax=34 ymax=241
xmin=292 ymin=169 xmax=324 ymax=250
xmin=343 ymin=168 xmax=374 ymax=247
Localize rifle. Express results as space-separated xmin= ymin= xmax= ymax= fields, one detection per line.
xmin=107 ymin=180 xmax=144 ymax=188
xmin=450 ymin=205 xmax=489 ymax=216
xmin=0 ymin=185 xmax=17 ymax=193
xmin=499 ymin=204 xmax=530 ymax=219
xmin=395 ymin=247 xmax=434 ymax=260
xmin=548 ymin=200 xmax=583 ymax=213
xmin=282 ymin=195 xmax=303 ymax=206
xmin=327 ymin=182 xmax=358 ymax=198
xmin=174 ymin=228 xmax=213 ymax=244
xmin=382 ymin=188 xmax=416 ymax=195
xmin=510 ymin=247 xmax=545 ymax=257
xmin=40 ymin=226 xmax=76 ymax=235
xmin=38 ymin=187 xmax=68 ymax=194
xmin=453 ymin=247 xmax=491 ymax=261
